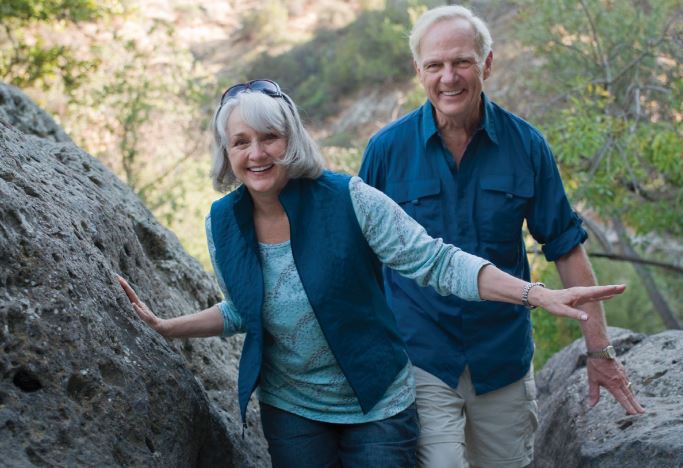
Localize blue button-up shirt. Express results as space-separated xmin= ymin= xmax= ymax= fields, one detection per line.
xmin=359 ymin=95 xmax=588 ymax=394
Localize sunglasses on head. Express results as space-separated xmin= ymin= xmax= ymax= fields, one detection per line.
xmin=219 ymin=79 xmax=284 ymax=107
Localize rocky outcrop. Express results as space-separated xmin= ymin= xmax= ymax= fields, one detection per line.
xmin=534 ymin=327 xmax=683 ymax=468
xmin=0 ymin=85 xmax=71 ymax=144
xmin=0 ymin=83 xmax=269 ymax=466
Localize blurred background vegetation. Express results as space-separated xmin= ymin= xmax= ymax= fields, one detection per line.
xmin=2 ymin=0 xmax=681 ymax=369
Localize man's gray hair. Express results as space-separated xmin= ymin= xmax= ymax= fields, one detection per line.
xmin=211 ymin=91 xmax=325 ymax=192
xmin=409 ymin=5 xmax=493 ymax=65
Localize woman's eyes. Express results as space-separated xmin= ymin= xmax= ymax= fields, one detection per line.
xmin=232 ymin=134 xmax=281 ymax=148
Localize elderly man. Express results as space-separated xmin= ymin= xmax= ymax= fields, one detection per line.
xmin=359 ymin=5 xmax=644 ymax=467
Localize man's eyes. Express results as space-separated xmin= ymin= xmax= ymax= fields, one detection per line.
xmin=424 ymin=59 xmax=475 ymax=70
xmin=455 ymin=59 xmax=476 ymax=68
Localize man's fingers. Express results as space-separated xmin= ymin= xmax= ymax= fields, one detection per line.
xmin=609 ymin=386 xmax=640 ymax=415
xmin=588 ymin=380 xmax=600 ymax=408
xmin=602 ymin=375 xmax=645 ymax=415
xmin=624 ymin=384 xmax=646 ymax=414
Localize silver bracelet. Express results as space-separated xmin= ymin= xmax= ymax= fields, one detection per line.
xmin=522 ymin=282 xmax=545 ymax=309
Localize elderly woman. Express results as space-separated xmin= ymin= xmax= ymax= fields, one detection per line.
xmin=118 ymin=79 xmax=624 ymax=468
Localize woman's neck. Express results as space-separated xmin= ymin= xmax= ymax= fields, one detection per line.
xmin=250 ymin=191 xmax=290 ymax=244
xmin=251 ymin=192 xmax=285 ymax=217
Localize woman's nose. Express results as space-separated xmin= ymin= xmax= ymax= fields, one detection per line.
xmin=248 ymin=140 xmax=267 ymax=159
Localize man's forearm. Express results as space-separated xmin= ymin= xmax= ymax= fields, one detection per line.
xmin=555 ymin=245 xmax=610 ymax=349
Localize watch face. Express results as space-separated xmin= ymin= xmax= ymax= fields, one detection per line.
xmin=606 ymin=346 xmax=616 ymax=359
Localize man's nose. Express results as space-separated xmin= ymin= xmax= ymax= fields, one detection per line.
xmin=441 ymin=65 xmax=457 ymax=83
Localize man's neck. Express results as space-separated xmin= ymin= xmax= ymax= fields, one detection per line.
xmin=434 ymin=101 xmax=483 ymax=140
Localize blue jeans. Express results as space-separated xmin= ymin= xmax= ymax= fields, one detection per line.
xmin=259 ymin=402 xmax=419 ymax=468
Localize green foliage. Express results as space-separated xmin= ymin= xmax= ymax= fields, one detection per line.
xmin=512 ymin=0 xmax=683 ymax=348
xmin=239 ymin=0 xmax=289 ymax=43
xmin=75 ymin=31 xmax=217 ymax=259
xmin=513 ymin=0 xmax=683 ymax=238
xmin=0 ymin=0 xmax=124 ymax=93
xmin=0 ymin=0 xmax=104 ymax=22
xmin=6 ymin=4 xmax=219 ymax=270
xmin=323 ymin=146 xmax=364 ymax=175
xmin=247 ymin=2 xmax=419 ymax=118
xmin=0 ymin=37 xmax=99 ymax=93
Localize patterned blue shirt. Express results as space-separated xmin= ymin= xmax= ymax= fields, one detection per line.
xmin=206 ymin=176 xmax=489 ymax=423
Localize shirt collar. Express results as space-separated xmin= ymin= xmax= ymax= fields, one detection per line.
xmin=420 ymin=93 xmax=499 ymax=148
xmin=480 ymin=93 xmax=498 ymax=145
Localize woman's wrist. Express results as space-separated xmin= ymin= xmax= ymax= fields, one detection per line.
xmin=522 ymin=282 xmax=546 ymax=308
xmin=155 ymin=318 xmax=170 ymax=337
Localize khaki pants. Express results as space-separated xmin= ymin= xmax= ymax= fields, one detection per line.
xmin=413 ymin=366 xmax=538 ymax=468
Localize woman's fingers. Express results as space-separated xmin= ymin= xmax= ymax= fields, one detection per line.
xmin=133 ymin=303 xmax=155 ymax=325
xmin=544 ymin=284 xmax=626 ymax=321
xmin=586 ymin=284 xmax=626 ymax=299
xmin=117 ymin=275 xmax=141 ymax=305
xmin=561 ymin=305 xmax=589 ymax=321
xmin=118 ymin=275 xmax=150 ymax=317
xmin=571 ymin=284 xmax=626 ymax=306
xmin=117 ymin=276 xmax=163 ymax=332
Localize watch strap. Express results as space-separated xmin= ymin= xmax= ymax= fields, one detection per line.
xmin=587 ymin=345 xmax=616 ymax=359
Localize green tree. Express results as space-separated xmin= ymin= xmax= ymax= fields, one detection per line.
xmin=513 ymin=0 xmax=682 ymax=236
xmin=0 ymin=0 xmax=124 ymax=94
xmin=2 ymin=2 xmax=219 ymax=270
xmin=247 ymin=1 xmax=428 ymax=119
xmin=511 ymin=0 xmax=683 ymax=360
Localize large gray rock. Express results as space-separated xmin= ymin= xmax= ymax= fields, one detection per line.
xmin=534 ymin=327 xmax=683 ymax=467
xmin=0 ymin=84 xmax=71 ymax=143
xmin=0 ymin=83 xmax=269 ymax=466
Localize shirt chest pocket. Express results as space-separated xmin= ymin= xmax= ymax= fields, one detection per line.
xmin=385 ymin=178 xmax=442 ymax=233
xmin=478 ymin=175 xmax=534 ymax=242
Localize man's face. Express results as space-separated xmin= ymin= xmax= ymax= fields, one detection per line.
xmin=415 ymin=18 xmax=492 ymax=126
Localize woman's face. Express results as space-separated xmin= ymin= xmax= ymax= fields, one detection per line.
xmin=226 ymin=108 xmax=289 ymax=199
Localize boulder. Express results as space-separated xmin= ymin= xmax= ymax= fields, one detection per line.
xmin=0 ymin=84 xmax=71 ymax=143
xmin=0 ymin=83 xmax=269 ymax=467
xmin=534 ymin=327 xmax=683 ymax=467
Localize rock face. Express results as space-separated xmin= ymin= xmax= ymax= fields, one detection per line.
xmin=533 ymin=327 xmax=683 ymax=468
xmin=0 ymin=83 xmax=269 ymax=466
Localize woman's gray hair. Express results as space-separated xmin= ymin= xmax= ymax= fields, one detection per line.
xmin=210 ymin=90 xmax=325 ymax=192
xmin=409 ymin=5 xmax=493 ymax=65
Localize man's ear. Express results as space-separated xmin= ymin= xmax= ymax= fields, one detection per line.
xmin=413 ymin=59 xmax=421 ymax=78
xmin=483 ymin=52 xmax=493 ymax=80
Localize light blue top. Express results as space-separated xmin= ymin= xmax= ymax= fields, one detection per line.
xmin=206 ymin=176 xmax=489 ymax=423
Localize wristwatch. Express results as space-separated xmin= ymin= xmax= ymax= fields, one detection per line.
xmin=587 ymin=345 xmax=616 ymax=360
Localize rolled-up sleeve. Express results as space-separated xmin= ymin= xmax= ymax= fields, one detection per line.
xmin=526 ymin=138 xmax=588 ymax=261
xmin=205 ymin=215 xmax=246 ymax=336
xmin=349 ymin=177 xmax=490 ymax=301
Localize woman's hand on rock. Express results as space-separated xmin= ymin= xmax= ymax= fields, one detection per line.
xmin=117 ymin=275 xmax=167 ymax=336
